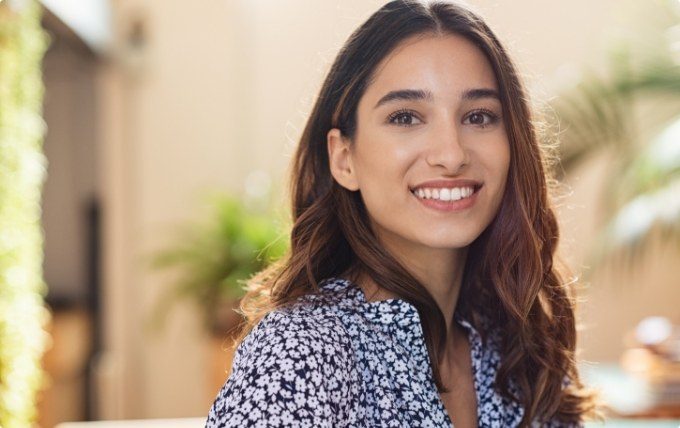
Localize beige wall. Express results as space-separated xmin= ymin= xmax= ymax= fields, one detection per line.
xmin=95 ymin=0 xmax=679 ymax=419
xmin=556 ymin=150 xmax=680 ymax=363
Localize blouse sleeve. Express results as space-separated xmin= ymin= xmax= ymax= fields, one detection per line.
xmin=205 ymin=311 xmax=358 ymax=428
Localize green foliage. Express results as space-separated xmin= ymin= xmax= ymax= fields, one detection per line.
xmin=0 ymin=1 xmax=51 ymax=426
xmin=551 ymin=0 xmax=680 ymax=273
xmin=150 ymin=192 xmax=289 ymax=334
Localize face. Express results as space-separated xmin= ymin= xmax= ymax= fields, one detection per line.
xmin=327 ymin=33 xmax=510 ymax=262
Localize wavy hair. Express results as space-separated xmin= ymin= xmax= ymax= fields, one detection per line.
xmin=233 ymin=0 xmax=603 ymax=425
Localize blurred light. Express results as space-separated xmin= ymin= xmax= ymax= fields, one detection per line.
xmin=40 ymin=0 xmax=112 ymax=54
xmin=635 ymin=316 xmax=673 ymax=346
xmin=611 ymin=179 xmax=680 ymax=244
xmin=244 ymin=169 xmax=271 ymax=201
xmin=610 ymin=195 xmax=655 ymax=244
xmin=648 ymin=116 xmax=680 ymax=171
xmin=7 ymin=0 xmax=28 ymax=12
xmin=552 ymin=63 xmax=582 ymax=90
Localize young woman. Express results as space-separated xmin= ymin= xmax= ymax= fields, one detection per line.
xmin=206 ymin=1 xmax=602 ymax=427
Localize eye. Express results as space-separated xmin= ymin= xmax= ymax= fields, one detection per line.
xmin=463 ymin=109 xmax=499 ymax=128
xmin=387 ymin=109 xmax=423 ymax=127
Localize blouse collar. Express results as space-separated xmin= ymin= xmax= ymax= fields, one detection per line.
xmin=319 ymin=277 xmax=495 ymax=426
xmin=316 ymin=277 xmax=482 ymax=376
xmin=319 ymin=276 xmax=478 ymax=336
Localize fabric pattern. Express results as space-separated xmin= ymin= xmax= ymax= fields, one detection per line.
xmin=205 ymin=277 xmax=581 ymax=427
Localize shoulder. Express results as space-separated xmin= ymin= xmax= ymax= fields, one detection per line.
xmin=206 ymin=308 xmax=360 ymax=427
xmin=236 ymin=308 xmax=354 ymax=371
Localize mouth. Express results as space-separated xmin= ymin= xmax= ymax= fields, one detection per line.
xmin=409 ymin=184 xmax=483 ymax=212
xmin=409 ymin=183 xmax=483 ymax=201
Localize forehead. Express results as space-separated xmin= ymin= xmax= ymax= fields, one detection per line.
xmin=362 ymin=33 xmax=498 ymax=104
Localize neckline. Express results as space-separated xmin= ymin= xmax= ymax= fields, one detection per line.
xmin=352 ymin=279 xmax=415 ymax=308
xmin=322 ymin=276 xmax=482 ymax=427
xmin=324 ymin=277 xmax=475 ymax=334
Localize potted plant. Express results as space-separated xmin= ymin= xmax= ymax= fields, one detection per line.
xmin=149 ymin=190 xmax=289 ymax=337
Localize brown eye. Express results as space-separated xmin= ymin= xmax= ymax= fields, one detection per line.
xmin=387 ymin=109 xmax=422 ymax=127
xmin=394 ymin=113 xmax=414 ymax=126
xmin=463 ymin=109 xmax=499 ymax=128
xmin=469 ymin=113 xmax=485 ymax=124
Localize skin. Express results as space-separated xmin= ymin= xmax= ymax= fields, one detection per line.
xmin=327 ymin=33 xmax=510 ymax=427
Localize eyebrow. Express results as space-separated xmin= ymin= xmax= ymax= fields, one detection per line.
xmin=373 ymin=88 xmax=500 ymax=109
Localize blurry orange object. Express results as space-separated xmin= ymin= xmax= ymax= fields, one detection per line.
xmin=619 ymin=316 xmax=680 ymax=417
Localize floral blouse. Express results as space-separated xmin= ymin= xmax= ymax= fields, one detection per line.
xmin=205 ymin=277 xmax=581 ymax=427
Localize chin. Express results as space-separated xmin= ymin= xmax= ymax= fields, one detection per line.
xmin=419 ymin=235 xmax=478 ymax=250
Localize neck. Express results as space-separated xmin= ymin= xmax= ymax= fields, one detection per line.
xmin=402 ymin=245 xmax=469 ymax=338
xmin=356 ymin=237 xmax=469 ymax=338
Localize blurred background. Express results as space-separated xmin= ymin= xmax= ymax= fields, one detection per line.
xmin=1 ymin=0 xmax=679 ymax=426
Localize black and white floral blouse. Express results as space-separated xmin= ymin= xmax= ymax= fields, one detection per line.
xmin=205 ymin=277 xmax=580 ymax=427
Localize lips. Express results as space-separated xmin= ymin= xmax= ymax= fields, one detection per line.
xmin=410 ymin=178 xmax=483 ymax=192
xmin=408 ymin=177 xmax=484 ymax=213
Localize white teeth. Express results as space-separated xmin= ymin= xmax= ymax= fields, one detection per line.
xmin=412 ymin=186 xmax=476 ymax=202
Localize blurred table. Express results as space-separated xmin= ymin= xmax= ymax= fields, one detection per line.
xmin=55 ymin=363 xmax=680 ymax=427
xmin=54 ymin=415 xmax=680 ymax=427
xmin=55 ymin=416 xmax=680 ymax=428
xmin=581 ymin=362 xmax=680 ymax=425
xmin=585 ymin=420 xmax=680 ymax=427
xmin=55 ymin=418 xmax=205 ymax=428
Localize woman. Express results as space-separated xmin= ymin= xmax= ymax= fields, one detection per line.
xmin=206 ymin=0 xmax=602 ymax=427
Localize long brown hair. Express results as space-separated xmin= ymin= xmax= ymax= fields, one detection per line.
xmin=234 ymin=0 xmax=603 ymax=425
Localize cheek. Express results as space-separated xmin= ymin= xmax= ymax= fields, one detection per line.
xmin=354 ymin=135 xmax=415 ymax=185
xmin=353 ymin=142 xmax=415 ymax=223
xmin=499 ymin=144 xmax=511 ymax=186
xmin=479 ymin=136 xmax=510 ymax=177
xmin=470 ymin=137 xmax=510 ymax=203
xmin=487 ymin=143 xmax=511 ymax=209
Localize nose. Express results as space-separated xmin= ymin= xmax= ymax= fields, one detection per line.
xmin=425 ymin=119 xmax=470 ymax=173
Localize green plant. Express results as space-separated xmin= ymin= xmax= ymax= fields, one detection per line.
xmin=0 ymin=1 xmax=50 ymax=426
xmin=150 ymin=191 xmax=289 ymax=335
xmin=550 ymin=0 xmax=680 ymax=274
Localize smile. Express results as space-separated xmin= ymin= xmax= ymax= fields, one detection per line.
xmin=410 ymin=185 xmax=482 ymax=212
xmin=411 ymin=186 xmax=475 ymax=201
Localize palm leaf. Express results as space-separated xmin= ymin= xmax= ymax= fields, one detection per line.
xmin=551 ymin=20 xmax=680 ymax=274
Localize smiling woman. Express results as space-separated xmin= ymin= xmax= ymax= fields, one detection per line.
xmin=327 ymin=34 xmax=510 ymax=259
xmin=205 ymin=1 xmax=603 ymax=427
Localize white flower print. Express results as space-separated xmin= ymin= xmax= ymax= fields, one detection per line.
xmin=205 ymin=277 xmax=584 ymax=428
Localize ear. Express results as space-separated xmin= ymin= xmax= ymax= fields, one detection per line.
xmin=327 ymin=128 xmax=360 ymax=191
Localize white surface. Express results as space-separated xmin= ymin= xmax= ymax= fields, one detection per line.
xmin=55 ymin=418 xmax=205 ymax=428
xmin=40 ymin=0 xmax=112 ymax=53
